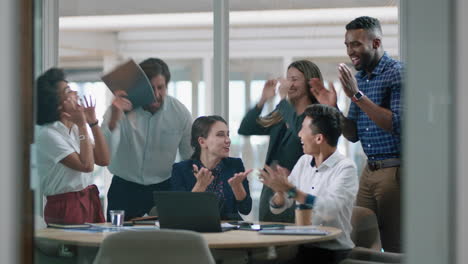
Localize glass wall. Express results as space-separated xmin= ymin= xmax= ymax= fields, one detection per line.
xmin=226 ymin=2 xmax=400 ymax=219
xmin=34 ymin=0 xmax=401 ymax=262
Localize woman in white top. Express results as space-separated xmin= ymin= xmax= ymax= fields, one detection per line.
xmin=36 ymin=68 xmax=110 ymax=224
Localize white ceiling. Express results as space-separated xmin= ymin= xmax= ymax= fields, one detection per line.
xmin=59 ymin=0 xmax=398 ymax=16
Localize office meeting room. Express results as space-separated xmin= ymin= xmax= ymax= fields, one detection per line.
xmin=1 ymin=0 xmax=468 ymax=263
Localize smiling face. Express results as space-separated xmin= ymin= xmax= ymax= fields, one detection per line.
xmin=199 ymin=121 xmax=231 ymax=159
xmin=345 ymin=28 xmax=379 ymax=72
xmin=145 ymin=74 xmax=167 ymax=113
xmin=286 ymin=67 xmax=309 ymax=102
xmin=298 ymin=116 xmax=322 ymax=155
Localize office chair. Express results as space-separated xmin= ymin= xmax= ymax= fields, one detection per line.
xmin=344 ymin=247 xmax=403 ymax=263
xmin=350 ymin=206 xmax=381 ymax=250
xmin=93 ymin=229 xmax=216 ymax=264
xmin=340 ymin=206 xmax=402 ymax=264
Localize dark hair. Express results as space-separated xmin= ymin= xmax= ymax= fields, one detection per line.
xmin=36 ymin=68 xmax=66 ymax=125
xmin=139 ymin=58 xmax=171 ymax=84
xmin=303 ymin=104 xmax=342 ymax=147
xmin=346 ymin=16 xmax=382 ymax=36
xmin=258 ymin=60 xmax=323 ymax=127
xmin=190 ymin=115 xmax=227 ymax=160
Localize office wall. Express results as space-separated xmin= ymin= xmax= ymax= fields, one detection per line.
xmin=0 ymin=0 xmax=21 ymax=263
xmin=456 ymin=0 xmax=468 ymax=262
xmin=401 ymin=0 xmax=455 ymax=263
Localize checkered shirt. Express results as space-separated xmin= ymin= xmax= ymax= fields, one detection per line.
xmin=347 ymin=52 xmax=403 ymax=161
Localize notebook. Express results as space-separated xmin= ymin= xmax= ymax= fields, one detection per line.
xmin=101 ymin=59 xmax=156 ymax=108
xmin=154 ymin=191 xmax=232 ymax=233
xmin=47 ymin=223 xmax=91 ymax=229
xmin=259 ymin=227 xmax=329 ymax=236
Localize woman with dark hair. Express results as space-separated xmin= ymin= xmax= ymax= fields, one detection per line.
xmin=36 ymin=68 xmax=110 ymax=225
xmin=171 ymin=115 xmax=252 ymax=220
xmin=238 ymin=60 xmax=323 ymax=223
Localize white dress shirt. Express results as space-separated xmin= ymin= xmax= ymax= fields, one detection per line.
xmin=36 ymin=121 xmax=94 ymax=196
xmin=102 ymin=95 xmax=192 ymax=185
xmin=270 ymin=150 xmax=358 ymax=250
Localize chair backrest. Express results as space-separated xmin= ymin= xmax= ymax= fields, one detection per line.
xmin=93 ymin=230 xmax=216 ymax=264
xmin=350 ymin=206 xmax=382 ymax=251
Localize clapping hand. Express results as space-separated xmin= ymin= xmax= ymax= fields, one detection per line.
xmin=258 ymin=79 xmax=278 ymax=108
xmin=277 ymin=78 xmax=292 ymax=99
xmin=309 ymin=78 xmax=338 ymax=107
xmin=338 ymin=63 xmax=359 ymax=98
xmin=260 ymin=165 xmax=292 ymax=193
xmin=228 ymin=169 xmax=253 ymax=188
xmin=192 ymin=164 xmax=214 ymax=192
xmin=228 ymin=169 xmax=252 ymax=201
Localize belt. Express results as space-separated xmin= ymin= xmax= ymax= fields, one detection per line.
xmin=367 ymin=158 xmax=400 ymax=171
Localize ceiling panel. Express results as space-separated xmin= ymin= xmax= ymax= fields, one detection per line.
xmin=59 ymin=0 xmax=398 ymax=16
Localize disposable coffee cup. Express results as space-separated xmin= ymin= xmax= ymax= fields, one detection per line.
xmin=295 ymin=204 xmax=313 ymax=226
xmin=110 ymin=210 xmax=125 ymax=226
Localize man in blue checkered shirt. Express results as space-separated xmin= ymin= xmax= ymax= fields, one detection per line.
xmin=310 ymin=16 xmax=403 ymax=253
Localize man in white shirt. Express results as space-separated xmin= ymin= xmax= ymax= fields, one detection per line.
xmin=102 ymin=58 xmax=192 ymax=220
xmin=261 ymin=104 xmax=358 ymax=264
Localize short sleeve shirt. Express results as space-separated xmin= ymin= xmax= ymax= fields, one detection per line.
xmin=36 ymin=121 xmax=93 ymax=196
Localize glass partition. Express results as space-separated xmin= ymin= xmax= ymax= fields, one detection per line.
xmin=33 ymin=0 xmax=402 ymax=262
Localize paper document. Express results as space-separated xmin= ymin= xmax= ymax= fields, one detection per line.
xmin=101 ymin=59 xmax=156 ymax=108
xmin=47 ymin=223 xmax=91 ymax=229
xmin=259 ymin=226 xmax=329 ymax=236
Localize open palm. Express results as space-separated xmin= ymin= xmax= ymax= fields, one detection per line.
xmin=309 ymin=78 xmax=338 ymax=107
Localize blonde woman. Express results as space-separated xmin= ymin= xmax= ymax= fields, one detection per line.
xmin=238 ymin=60 xmax=323 ymax=222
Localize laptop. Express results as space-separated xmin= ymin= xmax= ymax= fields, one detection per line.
xmin=154 ymin=191 xmax=229 ymax=233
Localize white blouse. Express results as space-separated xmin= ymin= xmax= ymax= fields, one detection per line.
xmin=36 ymin=121 xmax=94 ymax=196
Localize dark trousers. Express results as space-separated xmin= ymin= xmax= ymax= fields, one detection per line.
xmin=356 ymin=165 xmax=401 ymax=253
xmin=294 ymin=246 xmax=351 ymax=264
xmin=107 ymin=176 xmax=171 ymax=221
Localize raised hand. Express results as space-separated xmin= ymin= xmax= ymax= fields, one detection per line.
xmin=338 ymin=63 xmax=359 ymax=98
xmin=81 ymin=95 xmax=98 ymax=124
xmin=228 ymin=169 xmax=253 ymax=201
xmin=228 ymin=169 xmax=253 ymax=188
xmin=112 ymin=90 xmax=133 ymax=113
xmin=278 ymin=78 xmax=292 ymax=99
xmin=61 ymin=97 xmax=87 ymax=127
xmin=108 ymin=90 xmax=133 ymax=131
xmin=192 ymin=164 xmax=214 ymax=192
xmin=258 ymin=79 xmax=278 ymax=108
xmin=309 ymin=78 xmax=338 ymax=107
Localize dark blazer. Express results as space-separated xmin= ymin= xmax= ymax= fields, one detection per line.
xmin=238 ymin=100 xmax=305 ymax=222
xmin=171 ymin=157 xmax=252 ymax=220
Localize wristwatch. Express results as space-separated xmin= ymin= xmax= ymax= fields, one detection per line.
xmin=287 ymin=187 xmax=298 ymax=199
xmin=351 ymin=91 xmax=365 ymax=103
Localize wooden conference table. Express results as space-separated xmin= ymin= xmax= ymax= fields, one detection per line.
xmin=35 ymin=223 xmax=341 ymax=249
